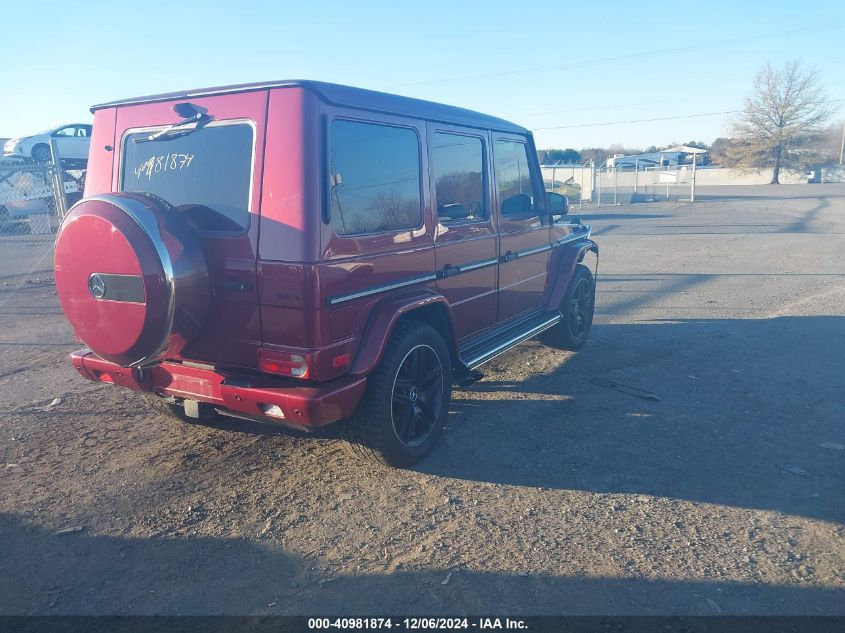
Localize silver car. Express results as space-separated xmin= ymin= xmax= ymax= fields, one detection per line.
xmin=3 ymin=123 xmax=92 ymax=163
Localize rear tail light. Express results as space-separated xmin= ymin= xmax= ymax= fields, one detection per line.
xmin=258 ymin=350 xmax=310 ymax=379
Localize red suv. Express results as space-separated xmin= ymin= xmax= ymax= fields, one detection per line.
xmin=54 ymin=81 xmax=598 ymax=467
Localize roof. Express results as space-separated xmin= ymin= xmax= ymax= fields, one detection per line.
xmin=662 ymin=145 xmax=708 ymax=154
xmin=612 ymin=152 xmax=684 ymax=166
xmin=90 ymin=80 xmax=528 ymax=135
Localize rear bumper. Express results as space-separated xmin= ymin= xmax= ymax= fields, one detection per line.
xmin=70 ymin=349 xmax=366 ymax=427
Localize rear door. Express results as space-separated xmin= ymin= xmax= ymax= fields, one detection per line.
xmin=492 ymin=134 xmax=550 ymax=324
xmin=429 ymin=125 xmax=497 ymax=341
xmin=114 ymin=91 xmax=268 ymax=368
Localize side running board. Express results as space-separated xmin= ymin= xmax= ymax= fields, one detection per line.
xmin=458 ymin=311 xmax=562 ymax=371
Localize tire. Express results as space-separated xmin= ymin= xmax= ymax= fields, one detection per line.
xmin=541 ymin=263 xmax=595 ymax=350
xmin=143 ymin=393 xmax=198 ymax=423
xmin=343 ymin=320 xmax=452 ymax=468
xmin=31 ymin=144 xmax=51 ymax=163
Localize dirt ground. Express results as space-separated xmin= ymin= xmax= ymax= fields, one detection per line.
xmin=0 ymin=184 xmax=843 ymax=616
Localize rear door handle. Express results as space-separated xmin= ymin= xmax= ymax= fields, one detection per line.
xmin=216 ymin=280 xmax=253 ymax=292
xmin=500 ymin=251 xmax=516 ymax=263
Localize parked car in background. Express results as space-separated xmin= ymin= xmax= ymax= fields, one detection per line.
xmin=546 ymin=175 xmax=582 ymax=202
xmin=3 ymin=123 xmax=92 ymax=164
xmin=53 ymin=80 xmax=598 ymax=468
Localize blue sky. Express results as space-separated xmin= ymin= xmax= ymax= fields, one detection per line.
xmin=2 ymin=0 xmax=843 ymax=150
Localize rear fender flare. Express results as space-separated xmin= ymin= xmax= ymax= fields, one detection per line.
xmin=349 ymin=289 xmax=457 ymax=376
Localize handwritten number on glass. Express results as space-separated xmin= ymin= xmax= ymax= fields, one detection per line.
xmin=133 ymin=153 xmax=195 ymax=180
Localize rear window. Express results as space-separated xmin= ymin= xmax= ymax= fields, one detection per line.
xmin=121 ymin=122 xmax=254 ymax=233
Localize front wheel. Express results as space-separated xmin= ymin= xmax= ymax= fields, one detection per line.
xmin=343 ymin=320 xmax=452 ymax=468
xmin=541 ymin=263 xmax=595 ymax=350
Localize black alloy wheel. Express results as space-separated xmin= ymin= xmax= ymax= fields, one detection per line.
xmin=343 ymin=320 xmax=452 ymax=467
xmin=391 ymin=344 xmax=444 ymax=447
xmin=540 ymin=263 xmax=595 ymax=351
xmin=568 ymin=276 xmax=593 ymax=340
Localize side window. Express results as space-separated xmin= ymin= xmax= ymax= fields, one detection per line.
xmin=495 ymin=140 xmax=539 ymax=216
xmin=432 ymin=132 xmax=485 ymax=223
xmin=53 ymin=127 xmax=76 ymax=137
xmin=329 ymin=120 xmax=421 ymax=236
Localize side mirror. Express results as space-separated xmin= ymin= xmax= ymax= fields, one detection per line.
xmin=546 ymin=191 xmax=569 ymax=217
xmin=501 ymin=193 xmax=533 ymax=215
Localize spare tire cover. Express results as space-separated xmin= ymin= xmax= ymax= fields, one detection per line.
xmin=54 ymin=192 xmax=210 ymax=367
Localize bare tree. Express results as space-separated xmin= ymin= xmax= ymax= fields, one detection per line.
xmin=727 ymin=61 xmax=836 ymax=183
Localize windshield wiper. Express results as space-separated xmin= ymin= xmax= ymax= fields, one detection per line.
xmin=133 ymin=114 xmax=212 ymax=143
xmin=133 ymin=102 xmax=213 ymax=143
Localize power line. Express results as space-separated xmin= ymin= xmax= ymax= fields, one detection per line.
xmin=531 ymin=98 xmax=845 ymax=131
xmin=388 ymin=24 xmax=843 ymax=89
xmin=520 ymin=97 xmax=694 ymax=118
xmin=532 ymin=110 xmax=739 ymax=131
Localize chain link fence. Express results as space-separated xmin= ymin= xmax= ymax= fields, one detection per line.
xmin=542 ymin=161 xmax=698 ymax=209
xmin=0 ymin=146 xmax=85 ymax=291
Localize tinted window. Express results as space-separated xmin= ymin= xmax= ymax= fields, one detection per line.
xmin=121 ymin=123 xmax=253 ymax=233
xmin=495 ymin=140 xmax=538 ymax=216
xmin=432 ymin=132 xmax=485 ymax=223
xmin=329 ymin=120 xmax=421 ymax=235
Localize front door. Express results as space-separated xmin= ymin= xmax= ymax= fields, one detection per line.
xmin=492 ymin=135 xmax=550 ymax=324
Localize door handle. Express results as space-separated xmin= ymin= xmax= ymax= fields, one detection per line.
xmin=500 ymin=251 xmax=516 ymax=263
xmin=440 ymin=264 xmax=460 ymax=278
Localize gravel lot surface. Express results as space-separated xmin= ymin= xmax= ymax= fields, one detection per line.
xmin=0 ymin=184 xmax=843 ymax=615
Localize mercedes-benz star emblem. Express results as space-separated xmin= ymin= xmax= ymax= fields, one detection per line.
xmin=88 ymin=274 xmax=106 ymax=299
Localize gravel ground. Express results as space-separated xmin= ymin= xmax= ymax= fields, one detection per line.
xmin=0 ymin=184 xmax=843 ymax=616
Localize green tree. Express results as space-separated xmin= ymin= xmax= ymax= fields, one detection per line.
xmin=580 ymin=148 xmax=609 ymax=164
xmin=726 ymin=61 xmax=835 ymax=183
xmin=560 ymin=148 xmax=581 ymax=164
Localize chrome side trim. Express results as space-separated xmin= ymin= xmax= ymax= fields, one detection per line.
xmin=464 ymin=312 xmax=562 ymax=369
xmin=457 ymin=257 xmax=499 ymax=273
xmin=326 ymin=227 xmax=593 ymax=307
xmin=516 ymin=243 xmax=552 ymax=257
xmin=496 ymin=226 xmax=592 ymax=264
xmin=327 ymin=273 xmax=437 ymax=306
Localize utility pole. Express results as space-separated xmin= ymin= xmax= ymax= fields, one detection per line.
xmin=597 ymin=160 xmax=604 ymax=206
xmin=613 ymin=164 xmax=618 ymax=206
xmin=840 ymin=119 xmax=844 ymax=165
xmin=690 ymin=152 xmax=696 ymax=203
xmin=634 ymin=158 xmax=639 ymax=193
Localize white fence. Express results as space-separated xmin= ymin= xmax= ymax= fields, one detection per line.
xmin=542 ymin=163 xmax=845 ymax=207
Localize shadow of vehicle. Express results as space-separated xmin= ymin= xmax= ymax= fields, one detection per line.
xmin=418 ymin=316 xmax=844 ymax=524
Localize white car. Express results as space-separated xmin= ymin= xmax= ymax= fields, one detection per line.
xmin=3 ymin=123 xmax=92 ymax=163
